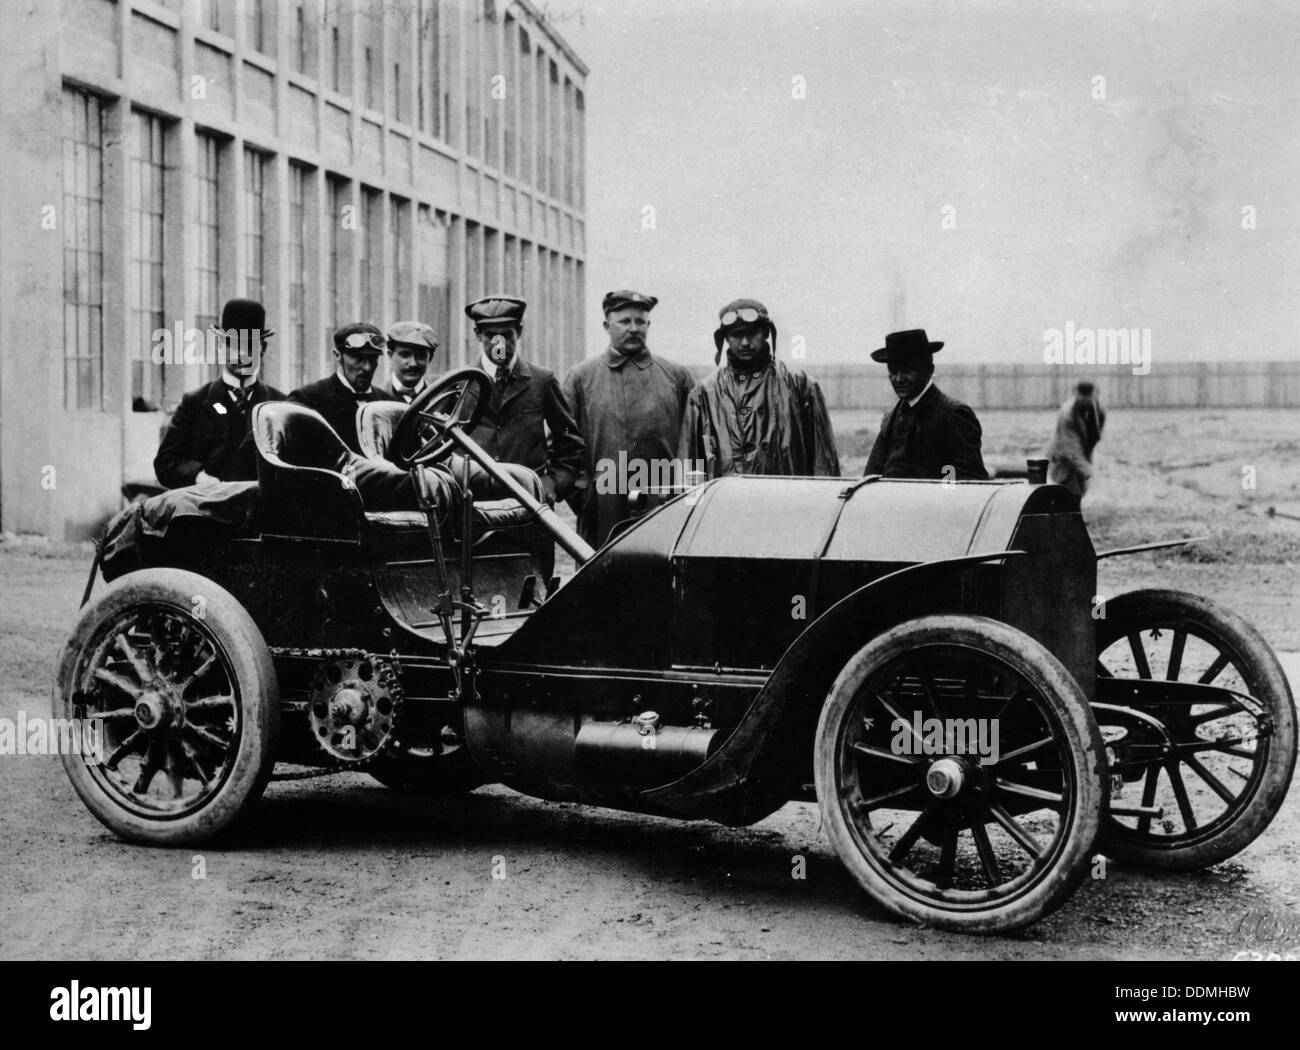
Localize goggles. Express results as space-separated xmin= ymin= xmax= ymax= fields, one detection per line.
xmin=719 ymin=307 xmax=767 ymax=328
xmin=342 ymin=331 xmax=385 ymax=352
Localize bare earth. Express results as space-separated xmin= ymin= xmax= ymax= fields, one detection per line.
xmin=2 ymin=408 xmax=1298 ymax=960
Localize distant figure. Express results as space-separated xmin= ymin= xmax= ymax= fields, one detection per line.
xmin=1047 ymin=380 xmax=1106 ymax=498
xmin=679 ymin=298 xmax=840 ymax=478
xmin=864 ymin=329 xmax=988 ymax=480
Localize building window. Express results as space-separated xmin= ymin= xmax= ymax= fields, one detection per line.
xmin=62 ymin=88 xmax=106 ymax=411
xmin=575 ymin=88 xmax=585 ymax=211
xmin=288 ymin=164 xmax=309 ymax=387
xmin=549 ymin=60 xmax=560 ymax=201
xmin=361 ymin=187 xmax=382 ymax=322
xmin=195 ymin=132 xmax=223 ymax=380
xmin=364 ymin=0 xmax=381 ymax=111
xmin=244 ymin=148 xmax=268 ymax=302
xmin=534 ymin=49 xmax=547 ymax=196
xmin=418 ymin=0 xmax=441 ymax=138
xmin=485 ymin=11 xmax=500 ymax=169
xmin=503 ymin=14 xmax=517 ymax=177
xmin=388 ymin=196 xmax=410 ymax=321
xmin=326 ymin=1 xmax=345 ymax=94
xmin=327 ymin=175 xmax=348 ymax=332
xmin=291 ymin=0 xmax=309 ymax=76
xmin=517 ymin=28 xmax=531 ymax=183
xmin=563 ymin=79 xmax=575 ymax=206
xmin=129 ymin=111 xmax=169 ymax=411
xmin=200 ymin=0 xmax=223 ymax=34
xmin=246 ymin=0 xmax=269 ymax=55
xmin=416 ymin=205 xmax=449 ymax=358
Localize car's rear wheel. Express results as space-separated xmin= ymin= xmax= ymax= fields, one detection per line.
xmin=1095 ymin=589 xmax=1297 ymax=870
xmin=815 ymin=615 xmax=1106 ymax=934
xmin=55 ymin=569 xmax=279 ymax=845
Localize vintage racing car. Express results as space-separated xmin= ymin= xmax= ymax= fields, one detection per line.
xmin=55 ymin=369 xmax=1297 ymax=933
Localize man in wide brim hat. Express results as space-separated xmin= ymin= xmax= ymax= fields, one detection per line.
xmin=154 ymin=298 xmax=283 ymax=489
xmin=863 ymin=328 xmax=988 ymax=480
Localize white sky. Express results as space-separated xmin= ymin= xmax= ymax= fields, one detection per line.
xmin=538 ymin=0 xmax=1300 ymax=366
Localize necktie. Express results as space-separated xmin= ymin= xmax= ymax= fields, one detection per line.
xmin=495 ymin=366 xmax=510 ymax=387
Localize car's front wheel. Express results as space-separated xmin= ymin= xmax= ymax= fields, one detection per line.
xmin=815 ymin=615 xmax=1106 ymax=934
xmin=55 ymin=568 xmax=279 ymax=845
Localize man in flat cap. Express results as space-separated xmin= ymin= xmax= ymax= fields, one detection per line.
xmin=287 ymin=322 xmax=395 ymax=453
xmin=154 ymin=298 xmax=283 ymax=488
xmin=562 ymin=290 xmax=696 ymax=546
xmin=679 ymin=299 xmax=840 ymax=479
xmin=465 ymin=295 xmax=585 ymax=584
xmin=864 ymin=329 xmax=988 ymax=480
xmin=377 ymin=321 xmax=439 ymax=404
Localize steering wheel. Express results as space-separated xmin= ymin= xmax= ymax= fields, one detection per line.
xmin=390 ymin=367 xmax=492 ymax=469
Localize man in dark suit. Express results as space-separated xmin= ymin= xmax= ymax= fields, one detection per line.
xmin=464 ymin=295 xmax=585 ymax=583
xmin=376 ymin=321 xmax=438 ymax=404
xmin=154 ymin=298 xmax=283 ymax=488
xmin=864 ymin=329 xmax=989 ymax=480
xmin=287 ymin=323 xmax=395 ymax=452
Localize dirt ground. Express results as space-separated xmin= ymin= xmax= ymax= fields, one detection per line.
xmin=2 ymin=407 xmax=1298 ymax=960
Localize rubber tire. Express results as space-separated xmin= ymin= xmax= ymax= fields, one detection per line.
xmin=368 ymin=749 xmax=488 ymax=795
xmin=55 ymin=568 xmax=280 ymax=846
xmin=815 ymin=615 xmax=1107 ymax=934
xmin=1096 ymin=588 xmax=1297 ymax=870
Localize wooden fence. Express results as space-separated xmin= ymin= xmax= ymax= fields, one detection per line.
xmin=779 ymin=361 xmax=1300 ymax=411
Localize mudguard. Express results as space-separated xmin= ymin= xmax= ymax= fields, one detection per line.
xmin=639 ymin=550 xmax=1024 ymax=825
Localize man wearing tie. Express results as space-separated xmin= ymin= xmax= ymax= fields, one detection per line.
xmin=863 ymin=328 xmax=988 ymax=480
xmin=464 ymin=295 xmax=585 ymax=583
xmin=378 ymin=321 xmax=438 ymax=404
xmin=154 ymin=298 xmax=283 ymax=488
xmin=287 ymin=323 xmax=395 ymax=452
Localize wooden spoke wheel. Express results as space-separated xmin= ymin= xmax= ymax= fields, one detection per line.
xmin=815 ymin=615 xmax=1106 ymax=934
xmin=1095 ymin=589 xmax=1297 ymax=870
xmin=55 ymin=569 xmax=279 ymax=845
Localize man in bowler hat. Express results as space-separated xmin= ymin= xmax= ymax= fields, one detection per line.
xmin=863 ymin=329 xmax=988 ymax=480
xmin=154 ymin=298 xmax=283 ymax=488
xmin=465 ymin=295 xmax=585 ymax=583
xmin=288 ymin=322 xmax=395 ymax=453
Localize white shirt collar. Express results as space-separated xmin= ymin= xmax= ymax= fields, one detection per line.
xmin=480 ymin=352 xmax=518 ymax=378
xmin=907 ymin=378 xmax=934 ymax=408
xmin=222 ymin=369 xmax=258 ymax=393
xmin=391 ymin=377 xmax=427 ymax=402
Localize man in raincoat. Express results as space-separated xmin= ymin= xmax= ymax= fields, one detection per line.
xmin=1047 ymin=380 xmax=1106 ymax=498
xmin=678 ymin=298 xmax=840 ymax=479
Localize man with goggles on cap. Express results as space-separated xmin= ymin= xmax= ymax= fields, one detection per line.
xmin=679 ymin=298 xmax=840 ymax=479
xmin=464 ymin=295 xmax=585 ymax=585
xmin=377 ymin=321 xmax=438 ymax=404
xmin=561 ymin=290 xmax=696 ymax=547
xmin=287 ymin=322 xmax=396 ymax=453
xmin=154 ymin=298 xmax=283 ymax=489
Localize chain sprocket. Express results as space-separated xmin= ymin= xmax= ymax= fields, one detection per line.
xmin=307 ymin=654 xmax=403 ymax=764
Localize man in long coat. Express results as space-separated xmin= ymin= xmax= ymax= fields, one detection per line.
xmin=1047 ymin=380 xmax=1106 ymax=497
xmin=562 ymin=290 xmax=696 ymax=547
xmin=863 ymin=329 xmax=988 ymax=480
xmin=465 ymin=295 xmax=585 ymax=583
xmin=288 ymin=323 xmax=395 ymax=453
xmin=679 ymin=298 xmax=840 ymax=479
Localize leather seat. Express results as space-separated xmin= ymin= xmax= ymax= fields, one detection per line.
xmin=356 ymin=401 xmax=542 ymax=531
